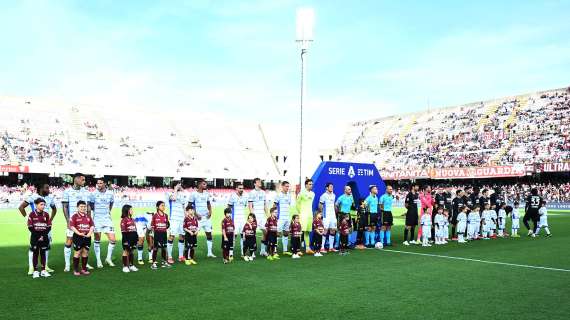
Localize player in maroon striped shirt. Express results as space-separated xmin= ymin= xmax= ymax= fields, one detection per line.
xmin=27 ymin=198 xmax=52 ymax=278
xmin=69 ymin=201 xmax=94 ymax=276
xmin=242 ymin=214 xmax=257 ymax=262
xmin=221 ymin=207 xmax=235 ymax=264
xmin=265 ymin=207 xmax=279 ymax=260
xmin=312 ymin=211 xmax=324 ymax=257
xmin=339 ymin=215 xmax=351 ymax=256
xmin=290 ymin=214 xmax=302 ymax=259
xmin=183 ymin=204 xmax=199 ymax=265
xmin=120 ymin=205 xmax=138 ymax=273
xmin=151 ymin=201 xmax=171 ymax=269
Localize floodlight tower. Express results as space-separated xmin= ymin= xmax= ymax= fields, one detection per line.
xmin=296 ymin=7 xmax=314 ymax=187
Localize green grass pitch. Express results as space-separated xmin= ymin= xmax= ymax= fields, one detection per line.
xmin=1 ymin=206 xmax=569 ymax=319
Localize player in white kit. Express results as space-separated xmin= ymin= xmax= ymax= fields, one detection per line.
xmin=189 ymin=179 xmax=216 ymax=258
xmin=497 ymin=203 xmax=507 ymax=237
xmin=467 ymin=206 xmax=479 ymax=240
xmin=227 ymin=182 xmax=248 ymax=257
xmin=434 ymin=207 xmax=446 ymax=245
xmin=18 ymin=183 xmax=57 ymax=274
xmin=167 ymin=183 xmax=188 ymax=263
xmin=510 ymin=201 xmax=521 ymax=237
xmin=534 ymin=200 xmax=552 ymax=237
xmin=420 ymin=212 xmax=432 ymax=247
xmin=249 ymin=178 xmax=268 ymax=256
xmin=456 ymin=206 xmax=468 ymax=243
xmin=273 ymin=181 xmax=292 ymax=256
xmin=135 ymin=209 xmax=155 ymax=264
xmin=89 ymin=179 xmax=116 ymax=268
xmin=318 ymin=183 xmax=337 ymax=253
xmin=486 ymin=204 xmax=497 ymax=238
xmin=62 ymin=173 xmax=92 ymax=272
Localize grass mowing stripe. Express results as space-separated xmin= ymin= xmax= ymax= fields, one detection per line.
xmin=383 ymin=248 xmax=570 ymax=272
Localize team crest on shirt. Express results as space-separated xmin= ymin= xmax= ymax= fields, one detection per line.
xmin=348 ymin=166 xmax=355 ymax=178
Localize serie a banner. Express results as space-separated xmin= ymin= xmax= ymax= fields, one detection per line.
xmin=309 ymin=161 xmax=386 ymax=213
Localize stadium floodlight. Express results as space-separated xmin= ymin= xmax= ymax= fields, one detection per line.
xmin=296 ymin=7 xmax=314 ymax=186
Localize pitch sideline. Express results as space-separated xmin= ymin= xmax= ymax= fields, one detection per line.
xmin=382 ymin=249 xmax=570 ymax=273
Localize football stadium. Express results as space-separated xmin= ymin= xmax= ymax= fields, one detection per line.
xmin=1 ymin=1 xmax=570 ymax=320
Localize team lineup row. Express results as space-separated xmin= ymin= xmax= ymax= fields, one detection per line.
xmin=23 ymin=173 xmax=552 ymax=278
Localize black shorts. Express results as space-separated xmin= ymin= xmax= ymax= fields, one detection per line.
xmin=291 ymin=236 xmax=302 ymax=252
xmin=222 ymin=233 xmax=234 ymax=250
xmin=72 ymin=234 xmax=92 ymax=251
xmin=311 ymin=231 xmax=322 ymax=248
xmin=369 ymin=213 xmax=379 ymax=227
xmin=153 ymin=231 xmax=167 ymax=248
xmin=405 ymin=210 xmax=418 ymax=226
xmin=382 ymin=211 xmax=393 ymax=226
xmin=358 ymin=213 xmax=368 ymax=230
xmin=30 ymin=232 xmax=50 ymax=251
xmin=244 ymin=235 xmax=257 ymax=252
xmin=266 ymin=231 xmax=277 ymax=246
xmin=185 ymin=233 xmax=197 ymax=248
xmin=121 ymin=232 xmax=138 ymax=250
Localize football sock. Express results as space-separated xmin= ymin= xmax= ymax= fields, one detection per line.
xmin=32 ymin=250 xmax=39 ymax=271
xmin=122 ymin=255 xmax=128 ymax=267
xmin=129 ymin=252 xmax=134 ymax=266
xmin=167 ymin=240 xmax=173 ymax=259
xmin=328 ymin=235 xmax=335 ymax=249
xmin=321 ymin=235 xmax=326 ymax=251
xmin=386 ymin=230 xmax=391 ymax=244
xmin=410 ymin=226 xmax=416 ymax=240
xmin=28 ymin=250 xmax=33 ymax=269
xmin=207 ymin=240 xmax=213 ymax=255
xmin=73 ymin=257 xmax=80 ymax=272
xmin=64 ymin=245 xmax=72 ymax=267
xmin=178 ymin=240 xmax=185 ymax=258
xmin=45 ymin=250 xmax=49 ymax=267
xmin=152 ymin=249 xmax=158 ymax=262
xmin=403 ymin=229 xmax=409 ymax=242
xmin=379 ymin=230 xmax=385 ymax=244
xmin=81 ymin=256 xmax=88 ymax=270
xmin=137 ymin=245 xmax=144 ymax=260
xmin=94 ymin=240 xmax=101 ymax=263
xmin=281 ymin=237 xmax=288 ymax=252
xmin=107 ymin=242 xmax=115 ymax=261
xmin=40 ymin=250 xmax=46 ymax=270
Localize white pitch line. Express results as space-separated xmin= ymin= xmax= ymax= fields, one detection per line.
xmin=382 ymin=249 xmax=570 ymax=273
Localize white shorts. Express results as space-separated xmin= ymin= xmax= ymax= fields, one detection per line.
xmin=421 ymin=225 xmax=430 ymax=237
xmin=136 ymin=223 xmax=149 ymax=238
xmin=457 ymin=222 xmax=466 ymax=233
xmin=278 ymin=219 xmax=291 ymax=233
xmin=255 ymin=214 xmax=267 ymax=231
xmin=323 ymin=216 xmax=337 ymax=230
xmin=169 ymin=219 xmax=185 ymax=236
xmin=498 ymin=218 xmax=506 ymax=230
xmin=539 ymin=216 xmax=548 ymax=228
xmin=94 ymin=219 xmax=115 ymax=234
xmin=198 ymin=216 xmax=212 ymax=233
xmin=511 ymin=219 xmax=520 ymax=229
xmin=467 ymin=224 xmax=475 ymax=237
xmin=234 ymin=215 xmax=246 ymax=236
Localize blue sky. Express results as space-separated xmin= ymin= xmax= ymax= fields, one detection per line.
xmin=1 ymin=0 xmax=569 ymax=133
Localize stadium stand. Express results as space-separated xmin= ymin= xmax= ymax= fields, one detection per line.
xmin=335 ymin=87 xmax=570 ymax=178
xmin=0 ymin=97 xmax=280 ymax=180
